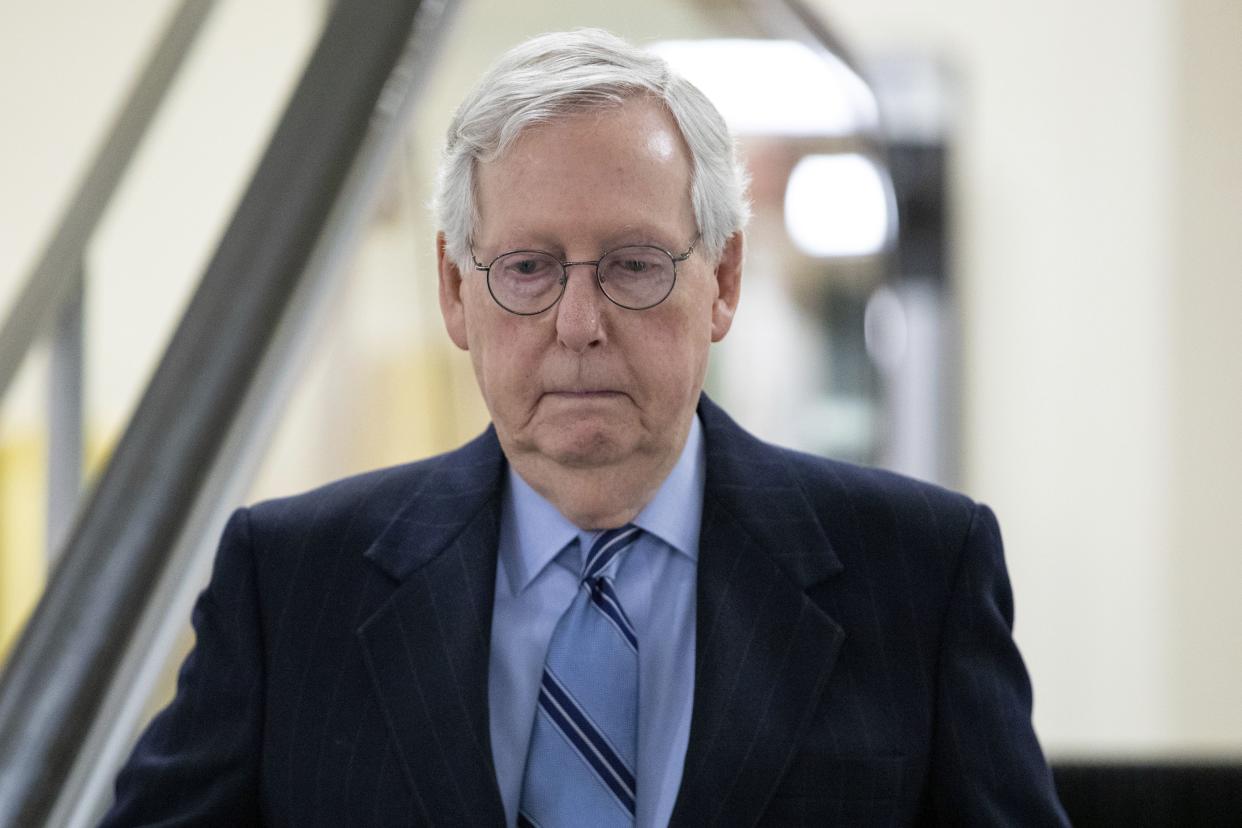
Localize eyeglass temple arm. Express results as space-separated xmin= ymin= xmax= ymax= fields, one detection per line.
xmin=469 ymin=247 xmax=488 ymax=271
xmin=673 ymin=233 xmax=701 ymax=263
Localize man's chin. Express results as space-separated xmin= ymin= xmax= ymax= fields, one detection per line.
xmin=535 ymin=427 xmax=634 ymax=469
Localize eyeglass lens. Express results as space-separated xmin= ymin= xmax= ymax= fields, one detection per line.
xmin=487 ymin=246 xmax=676 ymax=314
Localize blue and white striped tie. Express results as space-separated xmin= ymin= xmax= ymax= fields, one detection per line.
xmin=518 ymin=525 xmax=642 ymax=828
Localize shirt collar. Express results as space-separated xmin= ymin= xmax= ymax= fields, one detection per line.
xmin=499 ymin=414 xmax=705 ymax=596
xmin=630 ymin=414 xmax=703 ymax=564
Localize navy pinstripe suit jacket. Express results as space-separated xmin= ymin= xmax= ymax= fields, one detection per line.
xmin=103 ymin=396 xmax=1068 ymax=826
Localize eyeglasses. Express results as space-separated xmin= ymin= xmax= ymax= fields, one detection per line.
xmin=471 ymin=235 xmax=699 ymax=316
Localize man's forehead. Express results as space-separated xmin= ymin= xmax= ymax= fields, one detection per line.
xmin=487 ymin=98 xmax=687 ymax=168
xmin=472 ymin=99 xmax=696 ymax=248
xmin=645 ymin=128 xmax=679 ymax=162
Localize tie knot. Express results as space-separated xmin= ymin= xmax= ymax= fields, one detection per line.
xmin=582 ymin=524 xmax=641 ymax=582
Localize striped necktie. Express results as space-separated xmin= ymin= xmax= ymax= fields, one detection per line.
xmin=518 ymin=525 xmax=642 ymax=828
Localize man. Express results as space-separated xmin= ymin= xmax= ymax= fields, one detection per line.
xmin=104 ymin=29 xmax=1068 ymax=827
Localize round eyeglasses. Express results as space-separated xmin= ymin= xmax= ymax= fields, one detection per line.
xmin=470 ymin=235 xmax=699 ymax=316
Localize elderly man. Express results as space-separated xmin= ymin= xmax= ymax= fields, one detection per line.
xmin=104 ymin=29 xmax=1067 ymax=827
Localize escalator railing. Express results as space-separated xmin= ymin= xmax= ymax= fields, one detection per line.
xmin=0 ymin=1 xmax=454 ymax=823
xmin=0 ymin=0 xmax=217 ymax=408
xmin=0 ymin=0 xmax=219 ymax=562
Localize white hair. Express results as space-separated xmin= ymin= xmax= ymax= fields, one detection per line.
xmin=433 ymin=28 xmax=750 ymax=271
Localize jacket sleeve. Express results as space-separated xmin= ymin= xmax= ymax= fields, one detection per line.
xmin=927 ymin=503 xmax=1069 ymax=826
xmin=99 ymin=507 xmax=264 ymax=827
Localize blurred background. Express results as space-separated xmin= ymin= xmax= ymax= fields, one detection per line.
xmin=0 ymin=0 xmax=1239 ymax=822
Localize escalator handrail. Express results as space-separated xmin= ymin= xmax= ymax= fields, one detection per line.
xmin=0 ymin=1 xmax=436 ymax=822
xmin=0 ymin=0 xmax=217 ymax=406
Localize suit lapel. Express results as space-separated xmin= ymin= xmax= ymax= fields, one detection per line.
xmin=670 ymin=397 xmax=847 ymax=827
xmin=356 ymin=429 xmax=508 ymax=826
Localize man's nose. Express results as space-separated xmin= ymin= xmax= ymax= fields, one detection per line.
xmin=555 ymin=263 xmax=606 ymax=353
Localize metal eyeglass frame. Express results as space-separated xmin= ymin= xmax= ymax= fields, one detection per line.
xmin=470 ymin=234 xmax=700 ymax=316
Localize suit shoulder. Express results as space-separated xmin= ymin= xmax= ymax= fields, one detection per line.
xmin=244 ymin=457 xmax=431 ymax=531
xmin=779 ymin=445 xmax=976 ymax=512
xmin=243 ymin=426 xmax=500 ymax=540
xmin=775 ymin=444 xmax=982 ymax=549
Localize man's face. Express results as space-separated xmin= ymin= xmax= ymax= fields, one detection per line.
xmin=438 ymin=96 xmax=741 ymax=483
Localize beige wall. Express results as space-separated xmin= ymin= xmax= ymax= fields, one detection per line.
xmin=1170 ymin=0 xmax=1242 ymax=750
xmin=815 ymin=0 xmax=1242 ymax=754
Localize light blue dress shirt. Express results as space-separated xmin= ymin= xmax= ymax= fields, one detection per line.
xmin=489 ymin=415 xmax=704 ymax=828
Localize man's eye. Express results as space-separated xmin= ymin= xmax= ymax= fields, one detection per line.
xmin=503 ymin=257 xmax=553 ymax=277
xmin=603 ymin=250 xmax=668 ymax=281
xmin=616 ymin=258 xmax=649 ymax=273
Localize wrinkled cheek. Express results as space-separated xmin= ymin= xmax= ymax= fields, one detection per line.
xmin=476 ymin=346 xmax=539 ymax=425
xmin=467 ymin=348 xmax=490 ymax=399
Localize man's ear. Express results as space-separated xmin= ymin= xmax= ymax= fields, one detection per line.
xmin=710 ymin=231 xmax=743 ymax=342
xmin=437 ymin=232 xmax=469 ymax=351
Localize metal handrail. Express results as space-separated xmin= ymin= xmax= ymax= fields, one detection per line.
xmin=0 ymin=0 xmax=446 ymax=822
xmin=53 ymin=2 xmax=456 ymax=823
xmin=0 ymin=0 xmax=217 ymax=405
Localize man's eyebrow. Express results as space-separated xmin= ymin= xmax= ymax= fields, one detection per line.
xmin=488 ymin=230 xmax=681 ymax=254
xmin=600 ymin=232 xmax=679 ymax=250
